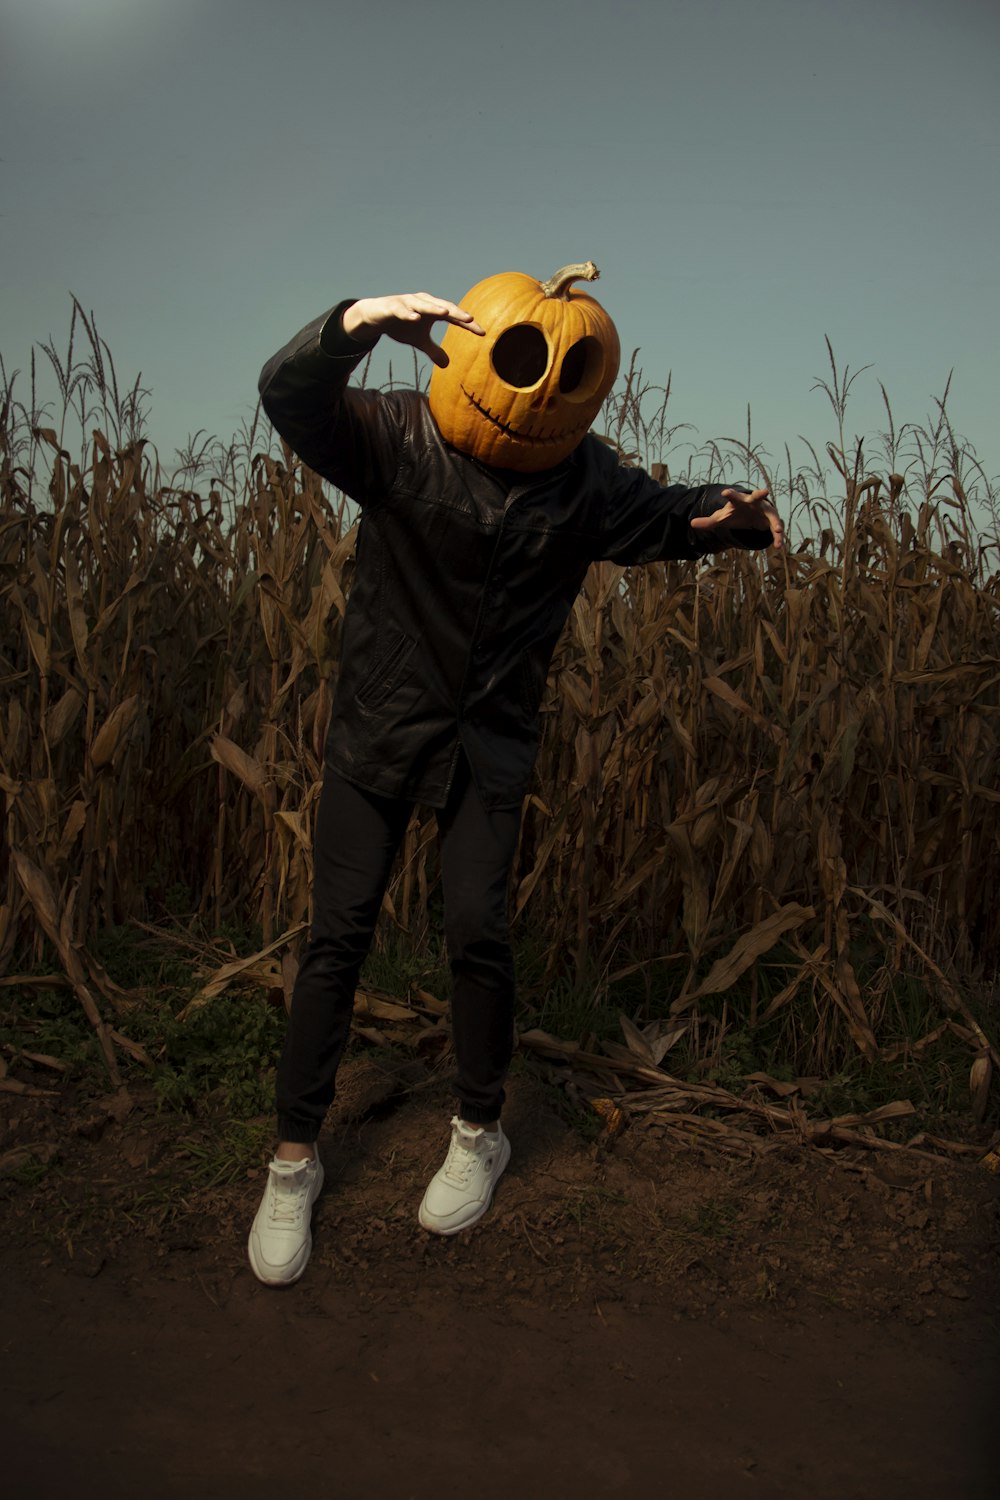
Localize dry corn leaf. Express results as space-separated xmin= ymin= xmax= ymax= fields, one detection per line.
xmin=281 ymin=951 xmax=298 ymax=1015
xmin=56 ymin=800 xmax=88 ymax=863
xmin=355 ymin=990 xmax=418 ymax=1022
xmin=274 ymin=809 xmax=311 ymax=849
xmin=210 ymin=733 xmax=267 ymax=796
xmin=680 ymin=903 xmax=815 ymax=1005
xmin=413 ymin=988 xmax=448 ymax=1016
xmin=969 ymin=1052 xmax=992 ymax=1123
xmin=703 ymin=675 xmax=781 ymax=741
xmin=0 ymin=1077 xmax=60 ymax=1099
xmin=618 ymin=1012 xmax=658 ymax=1067
xmin=641 ymin=1018 xmax=690 ymax=1064
xmin=63 ymin=548 xmax=97 ymax=689
xmin=517 ymin=1027 xmax=581 ymax=1056
xmin=742 ymin=1072 xmax=805 ymax=1099
xmin=11 ymin=586 xmax=51 ymax=677
xmin=662 ymin=821 xmax=711 ymax=951
xmin=12 ymin=1048 xmax=67 ymax=1073
xmin=514 ymin=804 xmax=572 ymax=917
xmin=45 ymin=684 xmax=84 ymax=749
xmin=108 ymin=1029 xmax=152 ymax=1068
xmin=827 ymin=1099 xmax=916 ymax=1128
xmin=178 ymin=923 xmax=307 ymax=1015
xmin=815 ymin=966 xmax=879 ymax=1061
xmin=90 ymin=695 xmax=140 ymax=769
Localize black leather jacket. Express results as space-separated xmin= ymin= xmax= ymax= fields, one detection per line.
xmin=258 ymin=302 xmax=768 ymax=809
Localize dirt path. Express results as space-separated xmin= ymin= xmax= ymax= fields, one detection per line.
xmin=3 ymin=1062 xmax=998 ymax=1498
xmin=5 ymin=1261 xmax=997 ymax=1500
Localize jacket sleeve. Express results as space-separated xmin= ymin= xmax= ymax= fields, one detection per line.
xmin=596 ymin=454 xmax=772 ymax=564
xmin=257 ymin=300 xmax=404 ymax=503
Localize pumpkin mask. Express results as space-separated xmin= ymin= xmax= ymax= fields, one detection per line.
xmin=427 ymin=261 xmax=620 ymax=473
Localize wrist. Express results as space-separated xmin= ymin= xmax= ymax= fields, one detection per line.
xmin=341 ymin=300 xmax=379 ymax=346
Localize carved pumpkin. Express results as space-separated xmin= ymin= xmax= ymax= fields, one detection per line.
xmin=427 ymin=261 xmax=620 ymax=473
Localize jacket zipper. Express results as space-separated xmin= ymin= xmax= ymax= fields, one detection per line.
xmin=443 ymin=472 xmax=552 ymax=799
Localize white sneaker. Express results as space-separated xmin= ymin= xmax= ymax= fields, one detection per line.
xmin=418 ymin=1117 xmax=510 ymax=1236
xmin=247 ymin=1154 xmax=324 ymax=1286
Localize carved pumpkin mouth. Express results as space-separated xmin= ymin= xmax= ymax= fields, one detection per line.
xmin=461 ymin=386 xmax=591 ymax=447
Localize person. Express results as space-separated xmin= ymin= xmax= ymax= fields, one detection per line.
xmin=247 ymin=276 xmax=784 ymax=1286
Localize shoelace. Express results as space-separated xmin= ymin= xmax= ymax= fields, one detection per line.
xmin=267 ymin=1166 xmax=311 ymax=1227
xmin=441 ymin=1131 xmax=481 ymax=1188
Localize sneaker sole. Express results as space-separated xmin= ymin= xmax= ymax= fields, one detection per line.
xmin=417 ymin=1133 xmax=511 ymax=1236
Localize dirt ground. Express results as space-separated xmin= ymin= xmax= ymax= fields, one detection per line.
xmin=2 ymin=1051 xmax=999 ymax=1500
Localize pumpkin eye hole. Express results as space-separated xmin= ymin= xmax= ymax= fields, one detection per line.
xmin=491 ymin=324 xmax=549 ymax=388
xmin=559 ymin=337 xmax=605 ymax=400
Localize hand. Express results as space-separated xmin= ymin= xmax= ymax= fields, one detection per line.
xmin=342 ymin=293 xmax=484 ymax=367
xmin=690 ymin=486 xmax=785 ymax=551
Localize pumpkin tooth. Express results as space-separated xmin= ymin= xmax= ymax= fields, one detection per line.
xmin=461 ymin=387 xmax=588 ymax=445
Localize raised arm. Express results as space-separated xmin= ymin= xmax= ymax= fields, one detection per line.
xmin=257 ymin=294 xmax=483 ymax=503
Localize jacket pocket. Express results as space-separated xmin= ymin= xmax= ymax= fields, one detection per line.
xmin=355 ymin=630 xmax=417 ymax=712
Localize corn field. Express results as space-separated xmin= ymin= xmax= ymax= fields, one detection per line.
xmin=2 ymin=305 xmax=998 ymax=1107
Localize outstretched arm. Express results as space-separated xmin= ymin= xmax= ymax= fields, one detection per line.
xmin=596 ymin=452 xmax=784 ymax=565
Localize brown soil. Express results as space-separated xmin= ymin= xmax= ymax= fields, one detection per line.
xmin=2 ymin=1053 xmax=999 ymax=1499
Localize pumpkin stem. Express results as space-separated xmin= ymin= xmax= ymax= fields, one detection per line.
xmin=539 ymin=261 xmax=600 ymax=300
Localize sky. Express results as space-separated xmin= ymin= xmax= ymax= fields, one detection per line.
xmin=3 ymin=0 xmax=999 ymax=524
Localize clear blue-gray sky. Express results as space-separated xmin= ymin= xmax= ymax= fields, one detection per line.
xmin=3 ymin=0 xmax=998 ymax=511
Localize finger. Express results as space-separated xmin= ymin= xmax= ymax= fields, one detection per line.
xmin=722 ymin=486 xmax=770 ymax=503
xmin=719 ymin=488 xmax=779 ymax=531
xmin=689 ymin=504 xmax=733 ymax=530
xmin=691 ymin=496 xmax=786 ymax=549
xmin=756 ymin=497 xmax=784 ymax=548
xmin=410 ymin=294 xmax=484 ymax=335
xmin=749 ymin=497 xmax=785 ymax=549
xmin=416 ymin=336 xmax=450 ymax=369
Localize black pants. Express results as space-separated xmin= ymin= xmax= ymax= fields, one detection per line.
xmin=275 ymin=755 xmax=522 ymax=1142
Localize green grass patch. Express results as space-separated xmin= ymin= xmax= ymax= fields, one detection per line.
xmin=176 ymin=1119 xmax=274 ymax=1186
xmin=2 ymin=922 xmax=992 ymax=1139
